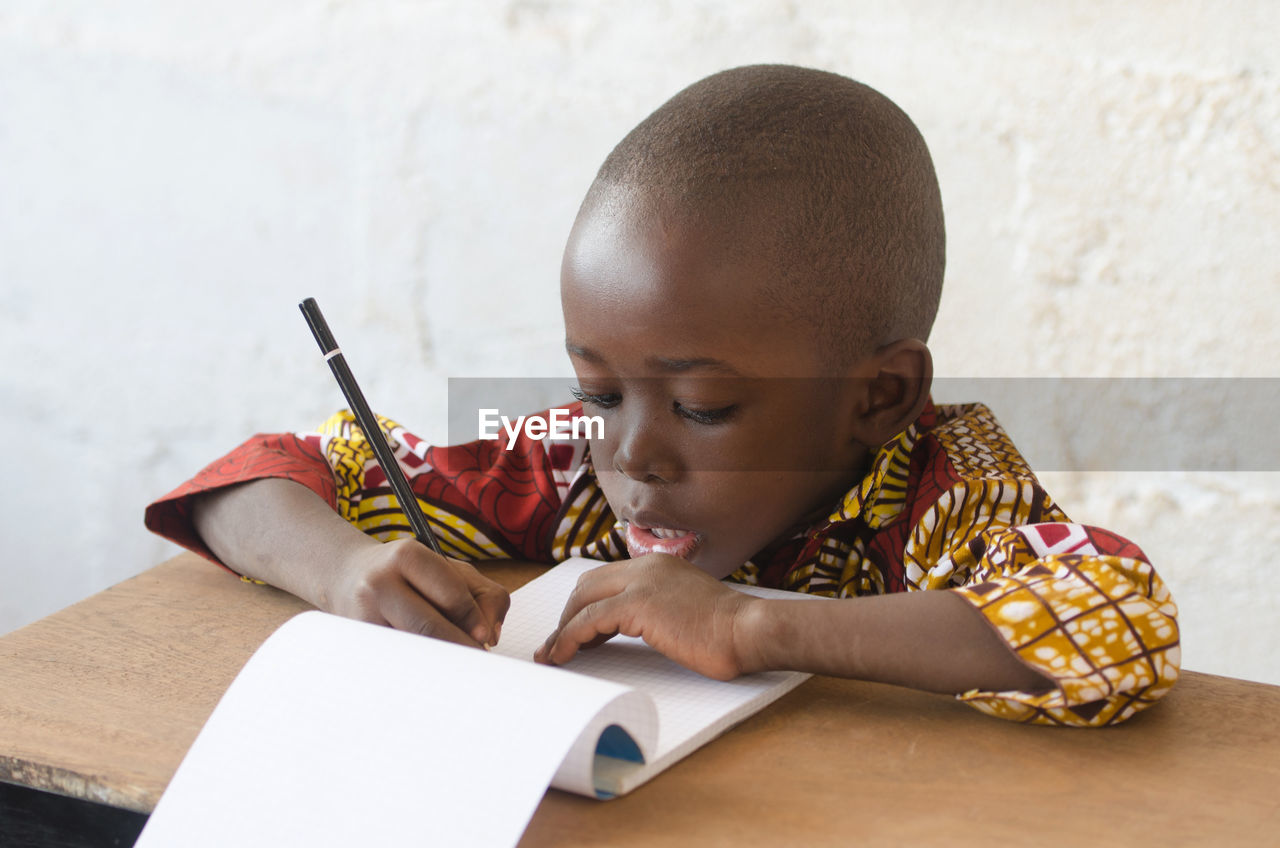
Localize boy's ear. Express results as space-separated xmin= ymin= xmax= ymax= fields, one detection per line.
xmin=847 ymin=339 xmax=933 ymax=447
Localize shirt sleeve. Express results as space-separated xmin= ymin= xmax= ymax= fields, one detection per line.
xmin=144 ymin=409 xmax=592 ymax=568
xmin=143 ymin=432 xmax=338 ymax=564
xmin=908 ymin=482 xmax=1181 ymax=726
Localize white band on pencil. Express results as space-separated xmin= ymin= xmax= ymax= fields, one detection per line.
xmin=324 ymin=348 xmax=343 ymax=361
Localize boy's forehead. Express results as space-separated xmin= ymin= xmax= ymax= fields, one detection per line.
xmin=563 ymin=184 xmax=780 ymax=300
xmin=561 ymin=187 xmax=826 ymax=375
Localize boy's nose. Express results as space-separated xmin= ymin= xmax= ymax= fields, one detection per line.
xmin=611 ymin=415 xmax=680 ymax=483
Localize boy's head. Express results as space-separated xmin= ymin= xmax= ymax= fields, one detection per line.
xmin=560 ymin=65 xmax=945 ymax=577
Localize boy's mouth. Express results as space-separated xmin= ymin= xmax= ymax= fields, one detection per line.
xmin=621 ymin=520 xmax=702 ymax=560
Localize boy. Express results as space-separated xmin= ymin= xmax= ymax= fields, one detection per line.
xmin=146 ymin=65 xmax=1179 ymax=727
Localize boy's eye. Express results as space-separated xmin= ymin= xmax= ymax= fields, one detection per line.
xmin=569 ymin=386 xmax=621 ymax=409
xmin=570 ymin=386 xmax=735 ymax=424
xmin=674 ymin=402 xmax=737 ymax=425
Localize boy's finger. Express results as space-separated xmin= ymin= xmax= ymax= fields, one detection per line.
xmin=473 ymin=586 xmax=510 ymax=647
xmin=542 ymin=597 xmax=628 ymax=665
xmin=557 ymin=564 xmax=633 ymax=629
xmin=452 ymin=562 xmax=512 ymax=646
xmin=397 ymin=553 xmax=494 ymax=645
xmin=380 ymin=581 xmax=481 ymax=647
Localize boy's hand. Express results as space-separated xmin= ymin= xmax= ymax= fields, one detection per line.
xmin=329 ymin=538 xmax=511 ymax=649
xmin=533 ymin=555 xmax=760 ymax=681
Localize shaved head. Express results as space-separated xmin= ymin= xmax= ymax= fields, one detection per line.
xmin=580 ymin=64 xmax=945 ymax=366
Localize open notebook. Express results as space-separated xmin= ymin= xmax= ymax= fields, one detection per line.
xmin=136 ymin=558 xmax=822 ymax=847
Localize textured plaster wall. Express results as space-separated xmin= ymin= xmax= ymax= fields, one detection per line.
xmin=2 ymin=2 xmax=1277 ymax=683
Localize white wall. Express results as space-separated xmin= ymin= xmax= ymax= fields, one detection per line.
xmin=2 ymin=2 xmax=1277 ymax=683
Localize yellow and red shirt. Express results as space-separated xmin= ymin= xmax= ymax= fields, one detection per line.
xmin=145 ymin=399 xmax=1180 ymax=727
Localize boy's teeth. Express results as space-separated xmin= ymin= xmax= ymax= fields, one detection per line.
xmin=651 ymin=527 xmax=683 ymax=539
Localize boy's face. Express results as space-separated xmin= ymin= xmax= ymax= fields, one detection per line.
xmin=561 ymin=192 xmax=872 ymax=579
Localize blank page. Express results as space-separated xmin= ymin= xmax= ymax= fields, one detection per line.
xmin=136 ymin=611 xmax=647 ymax=847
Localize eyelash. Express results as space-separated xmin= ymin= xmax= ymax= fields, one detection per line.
xmin=675 ymin=403 xmax=737 ymax=425
xmin=569 ymin=387 xmax=737 ymax=425
xmin=569 ymin=386 xmax=621 ymax=409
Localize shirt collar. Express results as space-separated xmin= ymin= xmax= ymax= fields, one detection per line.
xmin=825 ymin=413 xmax=924 ymax=531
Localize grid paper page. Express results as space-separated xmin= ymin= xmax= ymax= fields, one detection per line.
xmin=489 ymin=558 xmax=823 ymax=790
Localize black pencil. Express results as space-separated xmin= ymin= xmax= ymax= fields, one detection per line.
xmin=298 ymin=297 xmax=446 ymax=557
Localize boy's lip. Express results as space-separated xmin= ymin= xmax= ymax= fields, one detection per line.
xmin=620 ymin=514 xmax=702 ymax=560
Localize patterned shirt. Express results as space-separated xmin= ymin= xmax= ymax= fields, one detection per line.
xmin=145 ymin=400 xmax=1181 ymax=727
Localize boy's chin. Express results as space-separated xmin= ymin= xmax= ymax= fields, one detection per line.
xmin=687 ymin=551 xmax=747 ymax=581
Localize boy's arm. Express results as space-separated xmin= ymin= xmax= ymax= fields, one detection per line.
xmin=192 ymin=478 xmax=508 ymax=647
xmin=144 ymin=411 xmax=586 ymax=645
xmin=747 ymin=589 xmax=1051 ymax=692
xmin=537 ymin=522 xmax=1181 ymax=726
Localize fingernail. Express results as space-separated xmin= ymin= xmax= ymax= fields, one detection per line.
xmin=471 ymin=625 xmax=488 ymax=645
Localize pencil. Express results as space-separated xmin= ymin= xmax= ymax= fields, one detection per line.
xmin=298 ymin=297 xmax=446 ymax=557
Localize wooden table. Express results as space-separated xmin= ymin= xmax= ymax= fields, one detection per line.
xmin=2 ymin=553 xmax=1278 ymax=846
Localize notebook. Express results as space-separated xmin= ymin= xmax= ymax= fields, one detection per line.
xmin=135 ymin=557 xmax=821 ymax=847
